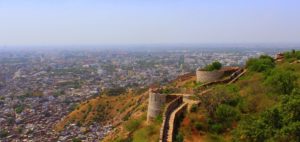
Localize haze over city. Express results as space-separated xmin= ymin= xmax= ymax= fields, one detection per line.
xmin=1 ymin=0 xmax=300 ymax=47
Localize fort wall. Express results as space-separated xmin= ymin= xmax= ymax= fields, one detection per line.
xmin=159 ymin=96 xmax=183 ymax=142
xmin=196 ymin=69 xmax=224 ymax=83
xmin=167 ymin=103 xmax=187 ymax=142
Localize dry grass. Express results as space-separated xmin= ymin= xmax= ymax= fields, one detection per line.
xmin=55 ymin=92 xmax=148 ymax=132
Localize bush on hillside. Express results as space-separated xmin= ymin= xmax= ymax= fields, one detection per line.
xmin=234 ymin=90 xmax=300 ymax=142
xmin=200 ymin=85 xmax=241 ymax=133
xmin=190 ymin=104 xmax=198 ymax=113
xmin=15 ymin=105 xmax=24 ymax=114
xmin=194 ymin=121 xmax=204 ymax=131
xmin=210 ymin=123 xmax=223 ymax=134
xmin=103 ymin=87 xmax=127 ymax=96
xmin=125 ymin=119 xmax=142 ymax=132
xmin=203 ymin=61 xmax=222 ymax=71
xmin=265 ymin=69 xmax=298 ymax=95
xmin=0 ymin=130 xmax=8 ymax=138
xmin=260 ymin=55 xmax=275 ymax=62
xmin=215 ymin=104 xmax=240 ymax=126
xmin=155 ymin=115 xmax=163 ymax=123
xmin=199 ymin=84 xmax=240 ymax=117
xmin=175 ymin=132 xmax=184 ymax=142
xmin=72 ymin=138 xmax=82 ymax=142
xmin=132 ymin=125 xmax=157 ymax=142
xmin=246 ymin=55 xmax=275 ymax=72
xmin=284 ymin=49 xmax=300 ymax=60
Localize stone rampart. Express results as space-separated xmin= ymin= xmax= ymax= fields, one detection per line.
xmin=196 ymin=68 xmax=244 ymax=92
xmin=167 ymin=103 xmax=188 ymax=142
xmin=159 ymin=96 xmax=183 ymax=142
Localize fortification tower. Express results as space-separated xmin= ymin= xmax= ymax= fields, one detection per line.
xmin=147 ymin=88 xmax=166 ymax=123
xmin=196 ymin=67 xmax=224 ymax=83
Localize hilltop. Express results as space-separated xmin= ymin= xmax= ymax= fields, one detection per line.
xmin=178 ymin=51 xmax=300 ymax=142
xmin=56 ymin=50 xmax=300 ymax=142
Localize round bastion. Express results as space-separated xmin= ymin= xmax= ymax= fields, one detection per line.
xmin=147 ymin=89 xmax=166 ymax=122
xmin=196 ymin=68 xmax=224 ymax=83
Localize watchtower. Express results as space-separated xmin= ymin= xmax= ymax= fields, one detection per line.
xmin=147 ymin=88 xmax=166 ymax=122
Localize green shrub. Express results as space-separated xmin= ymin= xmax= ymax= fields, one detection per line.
xmin=125 ymin=119 xmax=142 ymax=132
xmin=113 ymin=137 xmax=133 ymax=142
xmin=15 ymin=105 xmax=24 ymax=114
xmin=194 ymin=121 xmax=204 ymax=131
xmin=237 ymin=99 xmax=250 ymax=113
xmin=215 ymin=104 xmax=240 ymax=125
xmin=203 ymin=61 xmax=222 ymax=71
xmin=190 ymin=104 xmax=198 ymax=113
xmin=246 ymin=55 xmax=275 ymax=72
xmin=155 ymin=115 xmax=163 ymax=123
xmin=0 ymin=130 xmax=8 ymax=138
xmin=200 ymin=85 xmax=240 ymax=118
xmin=234 ymin=91 xmax=300 ymax=142
xmin=132 ymin=125 xmax=157 ymax=142
xmin=211 ymin=123 xmax=223 ymax=134
xmin=175 ymin=132 xmax=184 ymax=142
xmin=284 ymin=50 xmax=300 ymax=60
xmin=260 ymin=55 xmax=275 ymax=62
xmin=72 ymin=138 xmax=82 ymax=142
xmin=265 ymin=69 xmax=297 ymax=95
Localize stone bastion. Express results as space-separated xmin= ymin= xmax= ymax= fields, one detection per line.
xmin=196 ymin=68 xmax=224 ymax=83
xmin=147 ymin=88 xmax=167 ymax=122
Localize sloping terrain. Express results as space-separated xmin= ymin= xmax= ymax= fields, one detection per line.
xmin=55 ymin=91 xmax=148 ymax=132
xmin=56 ymin=51 xmax=300 ymax=142
xmin=178 ymin=52 xmax=300 ymax=142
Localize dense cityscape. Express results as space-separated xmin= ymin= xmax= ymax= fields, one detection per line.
xmin=1 ymin=0 xmax=299 ymax=141
xmin=0 ymin=47 xmax=288 ymax=141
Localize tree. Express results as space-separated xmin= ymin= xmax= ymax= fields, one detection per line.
xmin=15 ymin=105 xmax=24 ymax=114
xmin=203 ymin=61 xmax=222 ymax=71
xmin=212 ymin=61 xmax=222 ymax=70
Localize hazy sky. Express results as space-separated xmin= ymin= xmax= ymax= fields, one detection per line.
xmin=0 ymin=0 xmax=300 ymax=46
